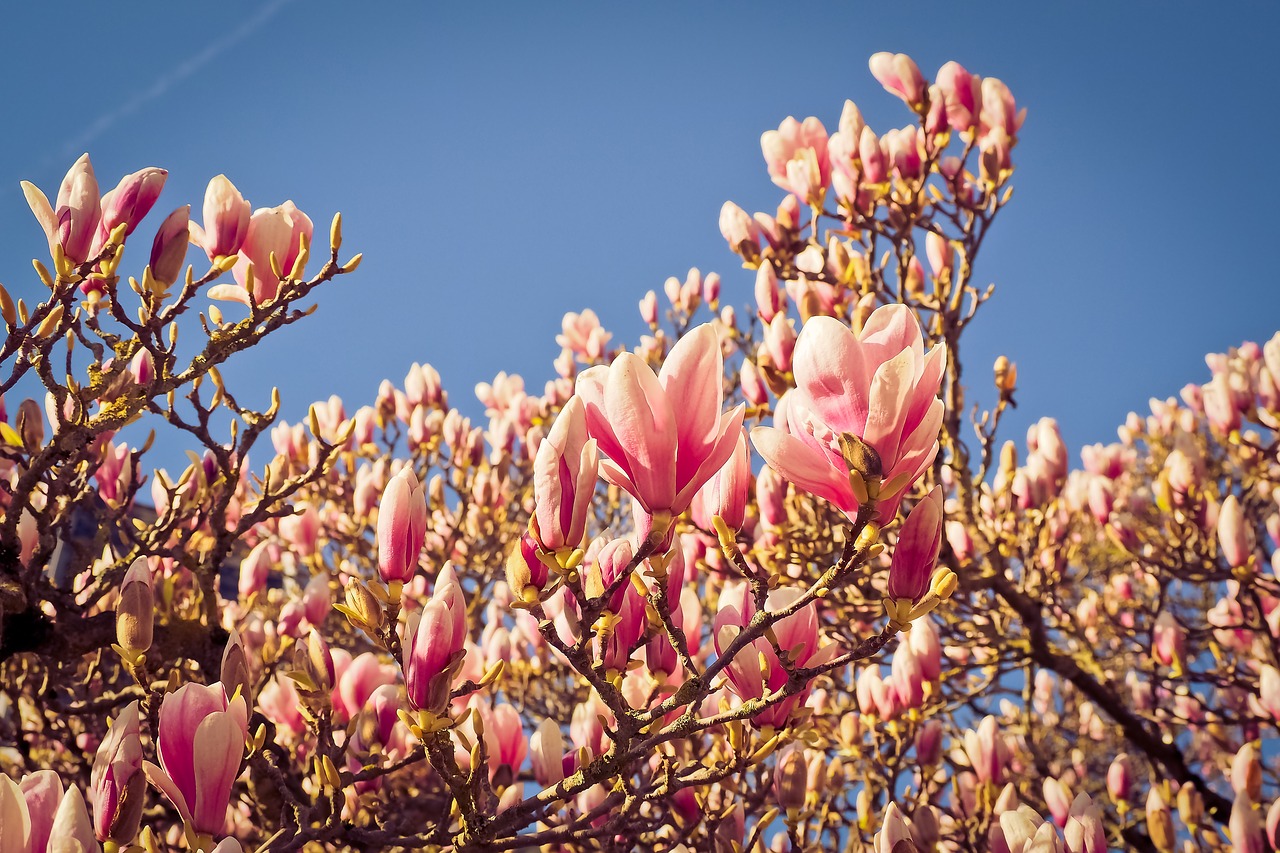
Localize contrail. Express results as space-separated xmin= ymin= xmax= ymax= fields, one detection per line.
xmin=45 ymin=0 xmax=296 ymax=169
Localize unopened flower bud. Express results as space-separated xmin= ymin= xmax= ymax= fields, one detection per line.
xmin=888 ymin=488 xmax=944 ymax=603
xmin=505 ymin=531 xmax=550 ymax=605
xmin=149 ymin=205 xmax=190 ymax=287
xmin=1146 ymin=788 xmax=1174 ymax=852
xmin=129 ymin=348 xmax=154 ymax=386
xmin=339 ymin=578 xmax=385 ymax=636
xmin=378 ymin=466 xmax=428 ymax=586
xmin=994 ymin=355 xmax=1017 ymax=395
xmin=1106 ymin=753 xmax=1132 ymax=804
xmin=115 ymin=558 xmax=153 ymax=660
xmin=1231 ymin=742 xmax=1262 ymax=801
xmin=91 ymin=700 xmax=145 ymax=845
xmin=773 ymin=745 xmax=808 ymax=812
xmin=101 ymin=167 xmax=167 ymax=239
xmin=839 ymin=432 xmax=883 ymax=480
xmin=221 ymin=628 xmax=253 ymax=706
xmin=1177 ymin=783 xmax=1203 ymax=828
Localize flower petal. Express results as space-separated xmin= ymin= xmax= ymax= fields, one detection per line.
xmin=659 ymin=325 xmax=723 ymax=484
xmin=790 ymin=316 xmax=873 ymax=434
xmin=751 ymin=426 xmax=856 ymax=514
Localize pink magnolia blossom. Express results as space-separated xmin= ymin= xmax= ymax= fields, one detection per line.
xmin=740 ymin=359 xmax=768 ymax=407
xmin=55 ymin=154 xmax=102 ymax=265
xmin=190 ymin=174 xmax=252 ymax=260
xmin=1064 ymin=793 xmax=1107 ymax=853
xmin=404 ymin=566 xmax=468 ymax=714
xmin=719 ymin=201 xmax=761 ymax=260
xmin=91 ymin=701 xmax=144 ymax=844
xmin=1152 ymin=611 xmax=1185 ymax=668
xmin=1218 ymin=494 xmax=1250 ymax=569
xmin=915 ymin=719 xmax=943 ymax=765
xmin=754 ymin=262 xmax=784 ymax=323
xmin=20 ymin=771 xmax=62 ymax=853
xmin=1043 ymin=778 xmax=1072 ymax=827
xmin=532 ymin=396 xmax=598 ymax=553
xmin=638 ymin=290 xmax=659 ymax=326
xmin=485 ymin=704 xmax=528 ymax=782
xmin=147 ymin=205 xmax=191 ymax=289
xmin=1231 ymin=793 xmax=1265 ymax=853
xmin=869 ymin=52 xmax=927 ymax=109
xmin=691 ymin=430 xmax=751 ymax=532
xmin=575 ymin=323 xmax=745 ymax=527
xmin=964 ymin=715 xmax=1006 ymax=785
xmin=144 ymin=682 xmax=248 ymax=838
xmin=751 ymin=307 xmax=945 ymax=522
xmin=979 ymin=78 xmax=1027 ymax=143
xmin=210 ymin=201 xmax=313 ymax=306
xmin=760 ymin=116 xmax=831 ymax=203
xmin=98 ymin=167 xmax=167 ymax=241
xmin=887 ymin=486 xmax=944 ymax=602
xmin=936 ymin=61 xmax=981 ymax=132
xmin=1105 ymin=753 xmax=1131 ymax=803
xmin=335 ymin=653 xmax=397 ymax=723
xmin=530 ymin=718 xmax=566 ymax=786
xmin=377 ymin=466 xmax=428 ymax=585
xmin=557 ymin=310 xmax=611 ymax=362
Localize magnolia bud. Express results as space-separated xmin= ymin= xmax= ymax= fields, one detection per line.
xmin=773 ymin=745 xmax=808 ymax=811
xmin=339 ymin=578 xmax=385 ymax=636
xmin=994 ymin=355 xmax=1017 ymax=395
xmin=839 ymin=432 xmax=883 ymax=480
xmin=149 ymin=205 xmax=190 ymax=287
xmin=221 ymin=628 xmax=253 ymax=706
xmin=1176 ymin=783 xmax=1203 ymax=828
xmin=115 ymin=558 xmax=153 ymax=660
xmin=505 ymin=532 xmax=549 ymax=604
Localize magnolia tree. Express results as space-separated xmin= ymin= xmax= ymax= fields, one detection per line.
xmin=0 ymin=52 xmax=1277 ymax=853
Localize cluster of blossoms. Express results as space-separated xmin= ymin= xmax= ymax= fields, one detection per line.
xmin=0 ymin=52 xmax=1277 ymax=853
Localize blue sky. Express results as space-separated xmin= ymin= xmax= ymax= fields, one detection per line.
xmin=4 ymin=3 xmax=1279 ymax=468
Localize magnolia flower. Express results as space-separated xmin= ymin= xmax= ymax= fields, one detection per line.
xmin=143 ymin=682 xmax=248 ymax=839
xmin=377 ymin=466 xmax=428 ymax=586
xmin=869 ymin=52 xmax=928 ymax=109
xmin=190 ymin=174 xmax=252 ymax=261
xmin=531 ymin=396 xmax=598 ymax=555
xmin=752 ymin=306 xmax=945 ymax=523
xmin=91 ymin=701 xmax=144 ymax=844
xmin=576 ymin=323 xmax=745 ymax=538
xmin=209 ymin=201 xmax=313 ymax=306
xmin=404 ymin=565 xmax=468 ymax=716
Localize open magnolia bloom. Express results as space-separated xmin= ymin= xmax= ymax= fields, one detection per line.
xmin=752 ymin=306 xmax=945 ymax=523
xmin=143 ymin=683 xmax=248 ymax=841
xmin=575 ymin=323 xmax=745 ymax=542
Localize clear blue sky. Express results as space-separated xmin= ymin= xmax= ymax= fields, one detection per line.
xmin=4 ymin=3 xmax=1278 ymax=468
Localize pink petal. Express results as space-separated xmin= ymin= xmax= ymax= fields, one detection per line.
xmin=191 ymin=713 xmax=244 ymax=835
xmin=791 ymin=316 xmax=871 ymax=435
xmin=862 ymin=347 xmax=916 ymax=466
xmin=751 ymin=426 xmax=856 ymax=514
xmin=659 ymin=325 xmax=723 ymax=484
xmin=603 ymin=353 xmax=677 ymax=511
xmin=576 ymin=367 xmax=630 ymax=479
xmin=858 ymin=304 xmax=923 ymax=367
xmin=143 ymin=761 xmax=194 ymax=828
xmin=206 ymin=283 xmax=251 ymax=306
xmin=904 ymin=343 xmax=947 ymax=433
xmin=673 ymin=406 xmax=746 ymax=513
